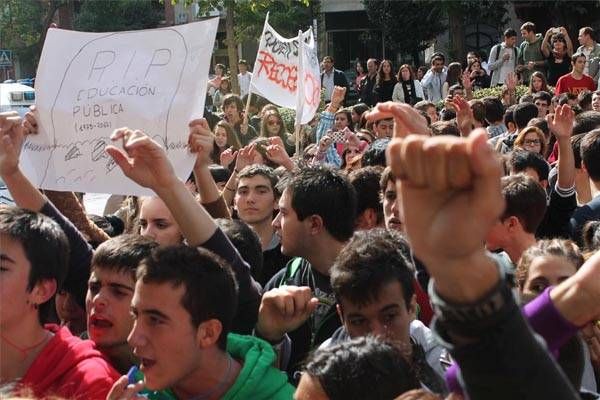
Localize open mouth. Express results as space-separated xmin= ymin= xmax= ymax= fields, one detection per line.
xmin=140 ymin=357 xmax=157 ymax=371
xmin=89 ymin=314 xmax=114 ymax=329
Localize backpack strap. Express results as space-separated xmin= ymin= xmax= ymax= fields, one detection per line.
xmin=279 ymin=257 xmax=304 ymax=286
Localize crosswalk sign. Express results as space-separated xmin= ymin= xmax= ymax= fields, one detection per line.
xmin=0 ymin=50 xmax=12 ymax=67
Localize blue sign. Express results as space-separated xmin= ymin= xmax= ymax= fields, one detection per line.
xmin=0 ymin=50 xmax=12 ymax=67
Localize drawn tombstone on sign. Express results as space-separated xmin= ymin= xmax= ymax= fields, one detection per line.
xmin=41 ymin=29 xmax=187 ymax=189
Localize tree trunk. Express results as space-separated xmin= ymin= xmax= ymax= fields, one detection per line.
xmin=225 ymin=5 xmax=240 ymax=95
xmin=57 ymin=0 xmax=73 ymax=29
xmin=447 ymin=6 xmax=465 ymax=65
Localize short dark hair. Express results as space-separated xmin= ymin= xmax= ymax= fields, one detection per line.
xmin=430 ymin=53 xmax=445 ymax=64
xmin=331 ymin=228 xmax=414 ymax=309
xmin=237 ymin=164 xmax=280 ymax=197
xmin=362 ymin=138 xmax=390 ymax=167
xmin=521 ymin=22 xmax=536 ymax=32
xmin=504 ymin=105 xmax=516 ymax=127
xmin=573 ymin=111 xmax=600 ymax=136
xmin=579 ymin=90 xmax=593 ymax=110
xmin=513 ymin=103 xmax=539 ymax=129
xmin=470 ymin=99 xmax=486 ymax=125
xmin=509 ymin=149 xmax=550 ymax=181
xmin=581 ymin=128 xmax=600 ymax=181
xmin=0 ymin=207 xmax=69 ymax=324
xmin=500 ymin=174 xmax=547 ymax=233
xmin=348 ymin=167 xmax=384 ymax=225
xmin=92 ymin=234 xmax=158 ymax=280
xmin=448 ymin=83 xmax=463 ymax=97
xmin=380 ymin=166 xmax=395 ymax=191
xmin=559 ymin=92 xmax=578 ymax=105
xmin=571 ymin=133 xmax=586 ymax=169
xmin=533 ymin=91 xmax=552 ymax=106
xmin=222 ymin=93 xmax=243 ymax=112
xmin=208 ymin=164 xmax=232 ymax=184
xmin=323 ymin=55 xmax=334 ymax=63
xmin=137 ymin=245 xmax=238 ymax=350
xmin=277 ymin=165 xmax=356 ymax=241
xmin=582 ymin=221 xmax=600 ymax=252
xmin=504 ymin=28 xmax=518 ymax=38
xmin=483 ymin=96 xmax=505 ymax=123
xmin=572 ymin=52 xmax=586 ymax=64
xmin=430 ymin=120 xmax=459 ymax=136
xmin=304 ymin=336 xmax=420 ymax=399
xmin=215 ymin=218 xmax=263 ymax=283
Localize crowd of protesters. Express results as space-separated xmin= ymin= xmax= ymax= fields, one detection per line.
xmin=4 ymin=21 xmax=600 ymax=400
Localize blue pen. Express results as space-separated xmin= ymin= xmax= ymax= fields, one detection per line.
xmin=127 ymin=365 xmax=140 ymax=385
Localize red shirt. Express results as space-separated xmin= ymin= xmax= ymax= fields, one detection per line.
xmin=17 ymin=325 xmax=119 ymax=400
xmin=554 ymin=73 xmax=596 ymax=95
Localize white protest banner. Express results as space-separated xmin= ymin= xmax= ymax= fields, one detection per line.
xmin=295 ymin=28 xmax=320 ymax=126
xmin=249 ymin=16 xmax=312 ymax=110
xmin=21 ymin=20 xmax=219 ymax=195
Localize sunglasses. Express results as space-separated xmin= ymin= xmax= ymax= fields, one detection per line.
xmin=267 ymin=120 xmax=281 ymax=126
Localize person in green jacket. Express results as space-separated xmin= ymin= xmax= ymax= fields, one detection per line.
xmin=103 ymin=127 xmax=294 ymax=400
xmin=107 ymin=246 xmax=294 ymax=400
xmin=518 ymin=22 xmax=546 ymax=85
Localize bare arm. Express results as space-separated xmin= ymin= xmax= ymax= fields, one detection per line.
xmin=548 ymin=105 xmax=576 ymax=190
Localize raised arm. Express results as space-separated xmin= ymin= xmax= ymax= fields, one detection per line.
xmin=548 ymin=105 xmax=576 ymax=190
xmin=106 ymin=124 xmax=261 ymax=332
xmin=0 ymin=111 xmax=93 ymax=307
xmin=373 ymin=102 xmax=579 ymax=398
xmin=542 ymin=29 xmax=553 ymax=58
xmin=561 ymin=27 xmax=574 ymax=57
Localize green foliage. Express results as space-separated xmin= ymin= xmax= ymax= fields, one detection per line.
xmin=363 ymin=0 xmax=509 ymax=60
xmin=471 ymin=85 xmax=530 ymax=100
xmin=194 ymin=0 xmax=312 ymax=43
xmin=363 ymin=0 xmax=446 ymax=54
xmin=75 ymin=0 xmax=163 ymax=32
xmin=0 ymin=0 xmax=48 ymax=72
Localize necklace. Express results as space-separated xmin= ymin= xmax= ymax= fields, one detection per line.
xmin=187 ymin=354 xmax=233 ymax=400
xmin=1 ymin=332 xmax=51 ymax=361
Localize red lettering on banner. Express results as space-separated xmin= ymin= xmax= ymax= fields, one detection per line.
xmin=303 ymin=72 xmax=320 ymax=107
xmin=256 ymin=50 xmax=298 ymax=93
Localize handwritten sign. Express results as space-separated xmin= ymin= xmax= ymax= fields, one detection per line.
xmin=21 ymin=20 xmax=218 ymax=195
xmin=249 ymin=18 xmax=313 ymax=112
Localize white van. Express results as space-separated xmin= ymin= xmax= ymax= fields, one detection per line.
xmin=0 ymin=82 xmax=35 ymax=117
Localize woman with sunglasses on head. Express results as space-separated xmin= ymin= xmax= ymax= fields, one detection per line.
xmin=259 ymin=109 xmax=295 ymax=155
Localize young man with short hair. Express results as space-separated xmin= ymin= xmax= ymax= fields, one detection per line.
xmin=237 ymin=59 xmax=252 ymax=98
xmin=577 ymin=27 xmax=600 ymax=78
xmin=483 ymin=96 xmax=507 ymax=138
xmin=485 ymin=174 xmax=546 ymax=263
xmin=414 ymin=100 xmax=439 ymax=124
xmin=372 ymin=117 xmax=394 ymax=139
xmin=348 ymin=166 xmax=384 ymax=230
xmin=489 ymin=29 xmax=519 ymax=86
xmin=533 ymin=91 xmax=553 ymax=117
xmin=234 ymin=164 xmax=290 ymax=285
xmin=110 ymin=245 xmax=294 ymax=400
xmin=86 ymin=234 xmax=158 ymax=373
xmin=421 ymin=53 xmax=447 ymax=102
xmin=327 ymin=228 xmax=447 ymax=394
xmin=555 ymin=53 xmax=597 ymax=96
xmin=518 ymin=22 xmax=546 ymax=84
xmin=0 ymin=207 xmax=119 ymax=399
xmin=254 ymin=165 xmax=357 ymax=377
xmin=570 ymin=128 xmax=600 ymax=244
xmin=320 ymin=56 xmax=350 ymax=103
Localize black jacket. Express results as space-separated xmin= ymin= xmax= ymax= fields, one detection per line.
xmin=264 ymin=257 xmax=340 ymax=381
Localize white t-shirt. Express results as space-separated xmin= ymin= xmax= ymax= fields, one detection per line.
xmin=238 ymin=71 xmax=252 ymax=98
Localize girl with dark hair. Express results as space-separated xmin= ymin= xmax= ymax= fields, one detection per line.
xmin=212 ymin=120 xmax=241 ymax=165
xmin=392 ymin=64 xmax=425 ymax=105
xmin=373 ymin=59 xmax=397 ymax=104
xmin=467 ymin=59 xmax=491 ymax=90
xmin=442 ymin=62 xmax=463 ymax=98
xmin=528 ymin=71 xmax=549 ymax=94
